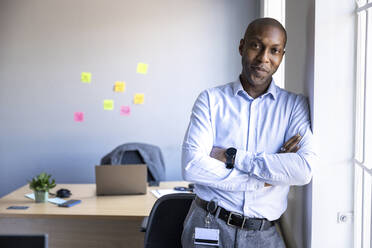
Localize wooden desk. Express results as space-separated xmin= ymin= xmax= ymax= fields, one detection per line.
xmin=0 ymin=181 xmax=189 ymax=248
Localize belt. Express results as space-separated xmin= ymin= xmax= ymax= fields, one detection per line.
xmin=195 ymin=196 xmax=274 ymax=231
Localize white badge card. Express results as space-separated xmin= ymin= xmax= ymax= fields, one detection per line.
xmin=194 ymin=227 xmax=219 ymax=246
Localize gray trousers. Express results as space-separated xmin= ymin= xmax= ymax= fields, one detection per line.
xmin=181 ymin=201 xmax=286 ymax=248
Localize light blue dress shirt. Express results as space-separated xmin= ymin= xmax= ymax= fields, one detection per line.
xmin=182 ymin=79 xmax=316 ymax=221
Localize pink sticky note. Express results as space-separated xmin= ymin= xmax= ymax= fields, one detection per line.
xmin=120 ymin=106 xmax=131 ymax=116
xmin=74 ymin=112 xmax=84 ymax=122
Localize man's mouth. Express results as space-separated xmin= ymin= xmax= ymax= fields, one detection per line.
xmin=250 ymin=65 xmax=268 ymax=73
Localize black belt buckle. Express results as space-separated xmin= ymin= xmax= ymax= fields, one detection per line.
xmin=227 ymin=211 xmax=246 ymax=229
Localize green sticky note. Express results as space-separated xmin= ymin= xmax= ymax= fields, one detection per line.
xmin=136 ymin=63 xmax=148 ymax=74
xmin=103 ymin=100 xmax=114 ymax=110
xmin=81 ymin=72 xmax=92 ymax=83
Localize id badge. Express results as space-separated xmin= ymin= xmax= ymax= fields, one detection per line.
xmin=194 ymin=227 xmax=219 ymax=246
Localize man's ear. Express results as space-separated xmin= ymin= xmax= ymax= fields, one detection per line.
xmin=239 ymin=39 xmax=245 ymax=56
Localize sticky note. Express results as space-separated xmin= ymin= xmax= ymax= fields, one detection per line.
xmin=120 ymin=106 xmax=131 ymax=116
xmin=114 ymin=81 xmax=126 ymax=92
xmin=74 ymin=112 xmax=84 ymax=122
xmin=137 ymin=63 xmax=148 ymax=74
xmin=134 ymin=93 xmax=145 ymax=104
xmin=103 ymin=100 xmax=114 ymax=110
xmin=81 ymin=72 xmax=91 ymax=83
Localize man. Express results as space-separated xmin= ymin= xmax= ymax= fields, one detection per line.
xmin=181 ymin=18 xmax=316 ymax=247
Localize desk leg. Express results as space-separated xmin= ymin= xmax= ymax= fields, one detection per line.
xmin=0 ymin=217 xmax=144 ymax=248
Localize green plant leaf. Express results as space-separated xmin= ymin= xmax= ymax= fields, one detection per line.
xmin=28 ymin=172 xmax=56 ymax=192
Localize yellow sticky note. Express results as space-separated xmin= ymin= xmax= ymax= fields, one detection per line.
xmin=103 ymin=100 xmax=114 ymax=110
xmin=136 ymin=63 xmax=148 ymax=74
xmin=114 ymin=81 xmax=125 ymax=92
xmin=81 ymin=72 xmax=91 ymax=83
xmin=134 ymin=93 xmax=145 ymax=104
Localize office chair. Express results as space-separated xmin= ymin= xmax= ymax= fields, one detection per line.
xmin=144 ymin=193 xmax=195 ymax=248
xmin=100 ymin=143 xmax=166 ymax=184
xmin=0 ymin=234 xmax=48 ymax=248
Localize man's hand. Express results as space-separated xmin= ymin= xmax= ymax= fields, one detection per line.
xmin=210 ymin=147 xmax=226 ymax=163
xmin=279 ymin=133 xmax=302 ymax=153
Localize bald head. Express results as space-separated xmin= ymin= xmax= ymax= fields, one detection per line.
xmin=244 ymin=18 xmax=287 ymax=47
xmin=238 ymin=17 xmax=287 ymax=96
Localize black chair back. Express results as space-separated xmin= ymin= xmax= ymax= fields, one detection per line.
xmin=0 ymin=234 xmax=48 ymax=248
xmin=144 ymin=193 xmax=195 ymax=248
xmin=120 ymin=150 xmax=155 ymax=182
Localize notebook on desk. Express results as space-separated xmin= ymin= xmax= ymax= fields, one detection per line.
xmin=95 ymin=164 xmax=147 ymax=195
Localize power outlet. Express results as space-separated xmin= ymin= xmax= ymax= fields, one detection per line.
xmin=337 ymin=212 xmax=353 ymax=224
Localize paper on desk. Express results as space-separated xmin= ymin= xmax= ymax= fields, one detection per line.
xmin=151 ymin=189 xmax=191 ymax=199
xmin=25 ymin=193 xmax=67 ymax=205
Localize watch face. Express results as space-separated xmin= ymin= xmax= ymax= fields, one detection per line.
xmin=226 ymin=147 xmax=237 ymax=156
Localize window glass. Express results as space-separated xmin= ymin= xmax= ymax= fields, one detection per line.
xmin=365 ymin=9 xmax=372 ymax=169
xmin=362 ymin=172 xmax=372 ymax=246
xmin=354 ymin=165 xmax=363 ymax=248
xmin=355 ymin=11 xmax=366 ymax=163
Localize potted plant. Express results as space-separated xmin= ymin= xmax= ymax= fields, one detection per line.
xmin=29 ymin=172 xmax=56 ymax=203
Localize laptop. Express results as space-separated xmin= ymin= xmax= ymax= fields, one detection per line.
xmin=95 ymin=164 xmax=147 ymax=195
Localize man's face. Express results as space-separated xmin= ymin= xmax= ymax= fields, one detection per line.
xmin=239 ymin=25 xmax=286 ymax=87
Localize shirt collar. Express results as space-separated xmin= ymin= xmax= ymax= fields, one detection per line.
xmin=232 ymin=78 xmax=277 ymax=100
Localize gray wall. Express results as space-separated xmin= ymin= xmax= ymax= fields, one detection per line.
xmin=0 ymin=0 xmax=258 ymax=197
xmin=281 ymin=0 xmax=315 ymax=247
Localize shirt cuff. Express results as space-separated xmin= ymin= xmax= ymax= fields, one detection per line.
xmin=234 ymin=149 xmax=254 ymax=173
xmin=235 ymin=150 xmax=265 ymax=190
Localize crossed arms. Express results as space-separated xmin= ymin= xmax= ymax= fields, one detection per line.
xmin=182 ymin=91 xmax=317 ymax=192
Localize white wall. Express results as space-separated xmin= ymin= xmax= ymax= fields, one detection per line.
xmin=0 ymin=0 xmax=258 ymax=197
xmin=311 ymin=0 xmax=355 ymax=247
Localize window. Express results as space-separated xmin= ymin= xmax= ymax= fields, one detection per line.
xmin=260 ymin=0 xmax=285 ymax=88
xmin=354 ymin=1 xmax=372 ymax=247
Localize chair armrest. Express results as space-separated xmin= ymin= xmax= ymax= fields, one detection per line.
xmin=140 ymin=216 xmax=149 ymax=232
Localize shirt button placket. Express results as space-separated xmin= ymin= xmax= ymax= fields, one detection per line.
xmin=244 ymin=99 xmax=258 ymax=214
xmin=248 ymin=99 xmax=257 ymax=152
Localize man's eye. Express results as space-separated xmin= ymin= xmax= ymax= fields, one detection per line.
xmin=271 ymin=48 xmax=280 ymax=54
xmin=250 ymin=43 xmax=260 ymax=49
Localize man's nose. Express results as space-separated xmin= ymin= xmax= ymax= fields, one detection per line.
xmin=256 ymin=49 xmax=270 ymax=63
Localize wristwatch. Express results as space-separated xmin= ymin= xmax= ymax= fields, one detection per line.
xmin=225 ymin=147 xmax=237 ymax=169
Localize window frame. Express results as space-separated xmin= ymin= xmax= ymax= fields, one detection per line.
xmin=354 ymin=2 xmax=372 ymax=248
xmin=259 ymin=0 xmax=286 ymax=88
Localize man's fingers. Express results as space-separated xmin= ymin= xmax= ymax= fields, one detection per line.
xmin=283 ymin=134 xmax=301 ymax=150
xmin=292 ymin=145 xmax=300 ymax=153
xmin=282 ymin=135 xmax=298 ymax=147
xmin=279 ymin=134 xmax=302 ymax=153
xmin=282 ymin=135 xmax=299 ymax=150
xmin=285 ymin=137 xmax=301 ymax=152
